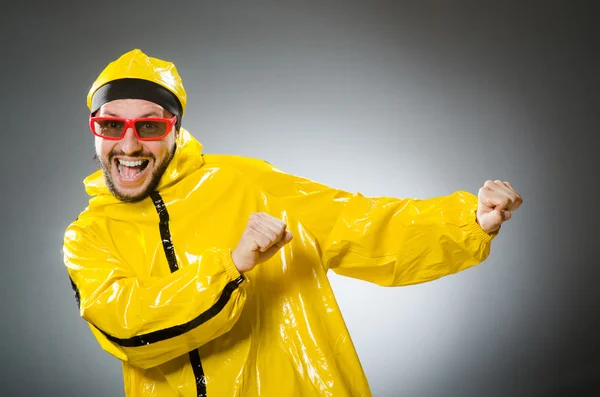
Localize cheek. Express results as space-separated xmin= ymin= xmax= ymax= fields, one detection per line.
xmin=148 ymin=136 xmax=176 ymax=160
xmin=95 ymin=137 xmax=115 ymax=159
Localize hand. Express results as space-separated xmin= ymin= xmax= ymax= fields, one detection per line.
xmin=476 ymin=180 xmax=523 ymax=233
xmin=232 ymin=213 xmax=293 ymax=273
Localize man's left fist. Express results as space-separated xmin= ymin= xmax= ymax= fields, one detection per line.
xmin=476 ymin=180 xmax=523 ymax=233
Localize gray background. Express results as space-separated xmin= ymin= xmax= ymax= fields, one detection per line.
xmin=1 ymin=1 xmax=598 ymax=396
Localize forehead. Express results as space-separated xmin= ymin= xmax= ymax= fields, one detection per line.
xmin=98 ymin=99 xmax=165 ymax=117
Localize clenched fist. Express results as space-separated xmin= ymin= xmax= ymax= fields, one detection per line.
xmin=476 ymin=180 xmax=523 ymax=233
xmin=232 ymin=213 xmax=293 ymax=273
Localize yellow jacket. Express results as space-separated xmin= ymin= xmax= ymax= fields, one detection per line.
xmin=64 ymin=128 xmax=496 ymax=396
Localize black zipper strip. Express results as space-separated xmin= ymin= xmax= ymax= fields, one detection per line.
xmin=150 ymin=192 xmax=179 ymax=273
xmin=150 ymin=191 xmax=207 ymax=397
xmin=189 ymin=349 xmax=207 ymax=397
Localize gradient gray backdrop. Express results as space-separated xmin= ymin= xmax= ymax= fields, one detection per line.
xmin=1 ymin=1 xmax=598 ymax=396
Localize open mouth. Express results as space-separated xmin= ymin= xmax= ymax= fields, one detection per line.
xmin=115 ymin=158 xmax=151 ymax=181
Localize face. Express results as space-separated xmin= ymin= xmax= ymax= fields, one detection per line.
xmin=94 ymin=99 xmax=177 ymax=203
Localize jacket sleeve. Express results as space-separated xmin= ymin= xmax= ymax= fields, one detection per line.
xmin=63 ymin=223 xmax=247 ymax=369
xmin=239 ymin=158 xmax=497 ymax=287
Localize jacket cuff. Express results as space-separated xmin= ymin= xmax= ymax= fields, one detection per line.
xmin=465 ymin=207 xmax=498 ymax=244
xmin=222 ymin=249 xmax=243 ymax=281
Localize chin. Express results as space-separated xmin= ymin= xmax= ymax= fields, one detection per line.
xmin=105 ymin=169 xmax=155 ymax=203
xmin=112 ymin=185 xmax=153 ymax=203
xmin=115 ymin=186 xmax=151 ymax=202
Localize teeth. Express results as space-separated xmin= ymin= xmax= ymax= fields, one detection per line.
xmin=118 ymin=159 xmax=145 ymax=167
xmin=117 ymin=163 xmax=144 ymax=179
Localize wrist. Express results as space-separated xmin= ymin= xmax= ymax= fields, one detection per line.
xmin=231 ymin=249 xmax=250 ymax=273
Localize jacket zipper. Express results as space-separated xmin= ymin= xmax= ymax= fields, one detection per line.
xmin=150 ymin=191 xmax=208 ymax=397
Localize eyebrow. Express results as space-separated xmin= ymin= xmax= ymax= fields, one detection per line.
xmin=103 ymin=111 xmax=163 ymax=118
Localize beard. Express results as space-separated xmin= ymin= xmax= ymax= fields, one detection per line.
xmin=94 ymin=144 xmax=176 ymax=203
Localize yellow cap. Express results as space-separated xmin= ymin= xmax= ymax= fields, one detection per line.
xmin=87 ymin=49 xmax=187 ymax=117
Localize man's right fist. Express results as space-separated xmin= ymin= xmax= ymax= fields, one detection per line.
xmin=232 ymin=212 xmax=293 ymax=273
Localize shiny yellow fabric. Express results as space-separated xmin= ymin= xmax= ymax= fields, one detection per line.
xmin=86 ymin=49 xmax=187 ymax=116
xmin=64 ymin=128 xmax=497 ymax=396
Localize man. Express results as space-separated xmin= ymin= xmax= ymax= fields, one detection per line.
xmin=63 ymin=49 xmax=522 ymax=397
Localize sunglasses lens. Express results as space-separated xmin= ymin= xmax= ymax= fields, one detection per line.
xmin=94 ymin=119 xmax=125 ymax=138
xmin=135 ymin=120 xmax=168 ymax=138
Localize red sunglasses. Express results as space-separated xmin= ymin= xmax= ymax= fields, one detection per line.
xmin=89 ymin=115 xmax=177 ymax=141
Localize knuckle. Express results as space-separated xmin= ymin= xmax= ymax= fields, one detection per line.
xmin=484 ymin=180 xmax=494 ymax=188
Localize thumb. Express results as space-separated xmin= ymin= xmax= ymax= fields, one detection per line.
xmin=479 ymin=209 xmax=503 ymax=233
xmin=269 ymin=230 xmax=293 ymax=250
xmin=259 ymin=231 xmax=293 ymax=262
xmin=281 ymin=230 xmax=293 ymax=245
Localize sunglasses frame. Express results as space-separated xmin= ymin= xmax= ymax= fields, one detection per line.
xmin=89 ymin=115 xmax=177 ymax=141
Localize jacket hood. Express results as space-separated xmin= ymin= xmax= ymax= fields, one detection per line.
xmin=87 ymin=49 xmax=187 ymax=118
xmin=84 ymin=128 xmax=204 ymax=199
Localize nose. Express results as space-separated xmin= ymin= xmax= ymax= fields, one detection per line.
xmin=119 ymin=127 xmax=143 ymax=154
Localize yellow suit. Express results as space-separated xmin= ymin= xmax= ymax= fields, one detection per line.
xmin=63 ymin=49 xmax=496 ymax=396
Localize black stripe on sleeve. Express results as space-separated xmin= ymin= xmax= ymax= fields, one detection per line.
xmin=95 ymin=276 xmax=243 ymax=347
